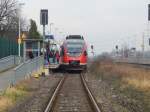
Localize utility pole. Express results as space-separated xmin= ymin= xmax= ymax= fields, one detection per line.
xmin=40 ymin=9 xmax=48 ymax=69
xmin=142 ymin=32 xmax=145 ymax=53
xmin=115 ymin=45 xmax=119 ymax=57
xmin=148 ymin=4 xmax=150 ymax=49
xmin=18 ymin=3 xmax=25 ymax=58
xmin=55 ymin=28 xmax=58 ymax=37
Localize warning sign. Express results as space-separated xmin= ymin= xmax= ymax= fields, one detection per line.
xmin=18 ymin=38 xmax=22 ymax=44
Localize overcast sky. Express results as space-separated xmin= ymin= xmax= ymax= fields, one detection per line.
xmin=20 ymin=0 xmax=150 ymax=54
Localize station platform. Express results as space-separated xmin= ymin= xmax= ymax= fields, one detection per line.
xmin=0 ymin=67 xmax=16 ymax=92
xmin=44 ymin=58 xmax=60 ymax=69
xmin=44 ymin=64 xmax=60 ymax=69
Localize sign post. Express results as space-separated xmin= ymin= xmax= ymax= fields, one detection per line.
xmin=40 ymin=9 xmax=48 ymax=71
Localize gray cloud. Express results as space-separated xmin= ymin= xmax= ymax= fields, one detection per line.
xmin=21 ymin=0 xmax=150 ymax=54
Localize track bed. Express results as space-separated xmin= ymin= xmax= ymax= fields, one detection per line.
xmin=51 ymin=74 xmax=94 ymax=112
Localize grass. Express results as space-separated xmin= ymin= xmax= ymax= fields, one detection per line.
xmin=90 ymin=60 xmax=150 ymax=91
xmin=107 ymin=63 xmax=150 ymax=90
xmin=0 ymin=97 xmax=13 ymax=112
xmin=89 ymin=58 xmax=150 ymax=112
xmin=0 ymin=67 xmax=43 ymax=112
xmin=0 ymin=80 xmax=29 ymax=112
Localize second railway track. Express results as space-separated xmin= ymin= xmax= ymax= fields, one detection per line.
xmin=44 ymin=73 xmax=101 ymax=112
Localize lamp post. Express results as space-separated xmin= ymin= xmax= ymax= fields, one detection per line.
xmin=59 ymin=31 xmax=63 ymax=39
xmin=50 ymin=23 xmax=54 ymax=35
xmin=55 ymin=28 xmax=58 ymax=38
xmin=18 ymin=3 xmax=25 ymax=57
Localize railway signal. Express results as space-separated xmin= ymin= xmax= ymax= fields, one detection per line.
xmin=115 ymin=45 xmax=119 ymax=57
xmin=115 ymin=45 xmax=118 ymax=50
xmin=91 ymin=45 xmax=94 ymax=50
xmin=91 ymin=45 xmax=95 ymax=56
xmin=149 ymin=38 xmax=150 ymax=46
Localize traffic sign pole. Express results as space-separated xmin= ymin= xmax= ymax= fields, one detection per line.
xmin=40 ymin=9 xmax=48 ymax=69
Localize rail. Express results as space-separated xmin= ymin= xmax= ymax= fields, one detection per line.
xmin=44 ymin=76 xmax=65 ymax=112
xmin=44 ymin=74 xmax=102 ymax=112
xmin=81 ymin=74 xmax=102 ymax=112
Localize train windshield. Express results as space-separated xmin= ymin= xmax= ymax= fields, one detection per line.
xmin=66 ymin=42 xmax=84 ymax=53
xmin=49 ymin=44 xmax=58 ymax=51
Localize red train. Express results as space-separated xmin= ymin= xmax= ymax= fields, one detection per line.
xmin=60 ymin=35 xmax=88 ymax=71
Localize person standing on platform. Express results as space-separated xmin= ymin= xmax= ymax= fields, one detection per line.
xmin=56 ymin=51 xmax=60 ymax=64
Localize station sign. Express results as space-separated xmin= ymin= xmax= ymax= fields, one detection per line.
xmin=40 ymin=9 xmax=48 ymax=25
xmin=45 ymin=35 xmax=54 ymax=40
xmin=22 ymin=33 xmax=27 ymax=40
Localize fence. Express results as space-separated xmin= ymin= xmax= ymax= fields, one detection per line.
xmin=0 ymin=55 xmax=23 ymax=72
xmin=0 ymin=56 xmax=15 ymax=72
xmin=0 ymin=37 xmax=23 ymax=59
xmin=0 ymin=56 xmax=43 ymax=92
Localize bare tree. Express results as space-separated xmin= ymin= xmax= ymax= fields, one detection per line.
xmin=0 ymin=0 xmax=18 ymax=24
xmin=0 ymin=0 xmax=27 ymax=39
xmin=0 ymin=0 xmax=18 ymax=37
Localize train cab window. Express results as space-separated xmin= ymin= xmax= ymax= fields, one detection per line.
xmin=66 ymin=43 xmax=83 ymax=53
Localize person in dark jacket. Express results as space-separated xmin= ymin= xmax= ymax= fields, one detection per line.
xmin=29 ymin=51 xmax=34 ymax=59
xmin=56 ymin=51 xmax=60 ymax=64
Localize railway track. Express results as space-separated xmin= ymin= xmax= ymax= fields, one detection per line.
xmin=116 ymin=62 xmax=150 ymax=69
xmin=44 ymin=73 xmax=101 ymax=112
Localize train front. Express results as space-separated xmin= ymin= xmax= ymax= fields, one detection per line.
xmin=60 ymin=39 xmax=88 ymax=71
